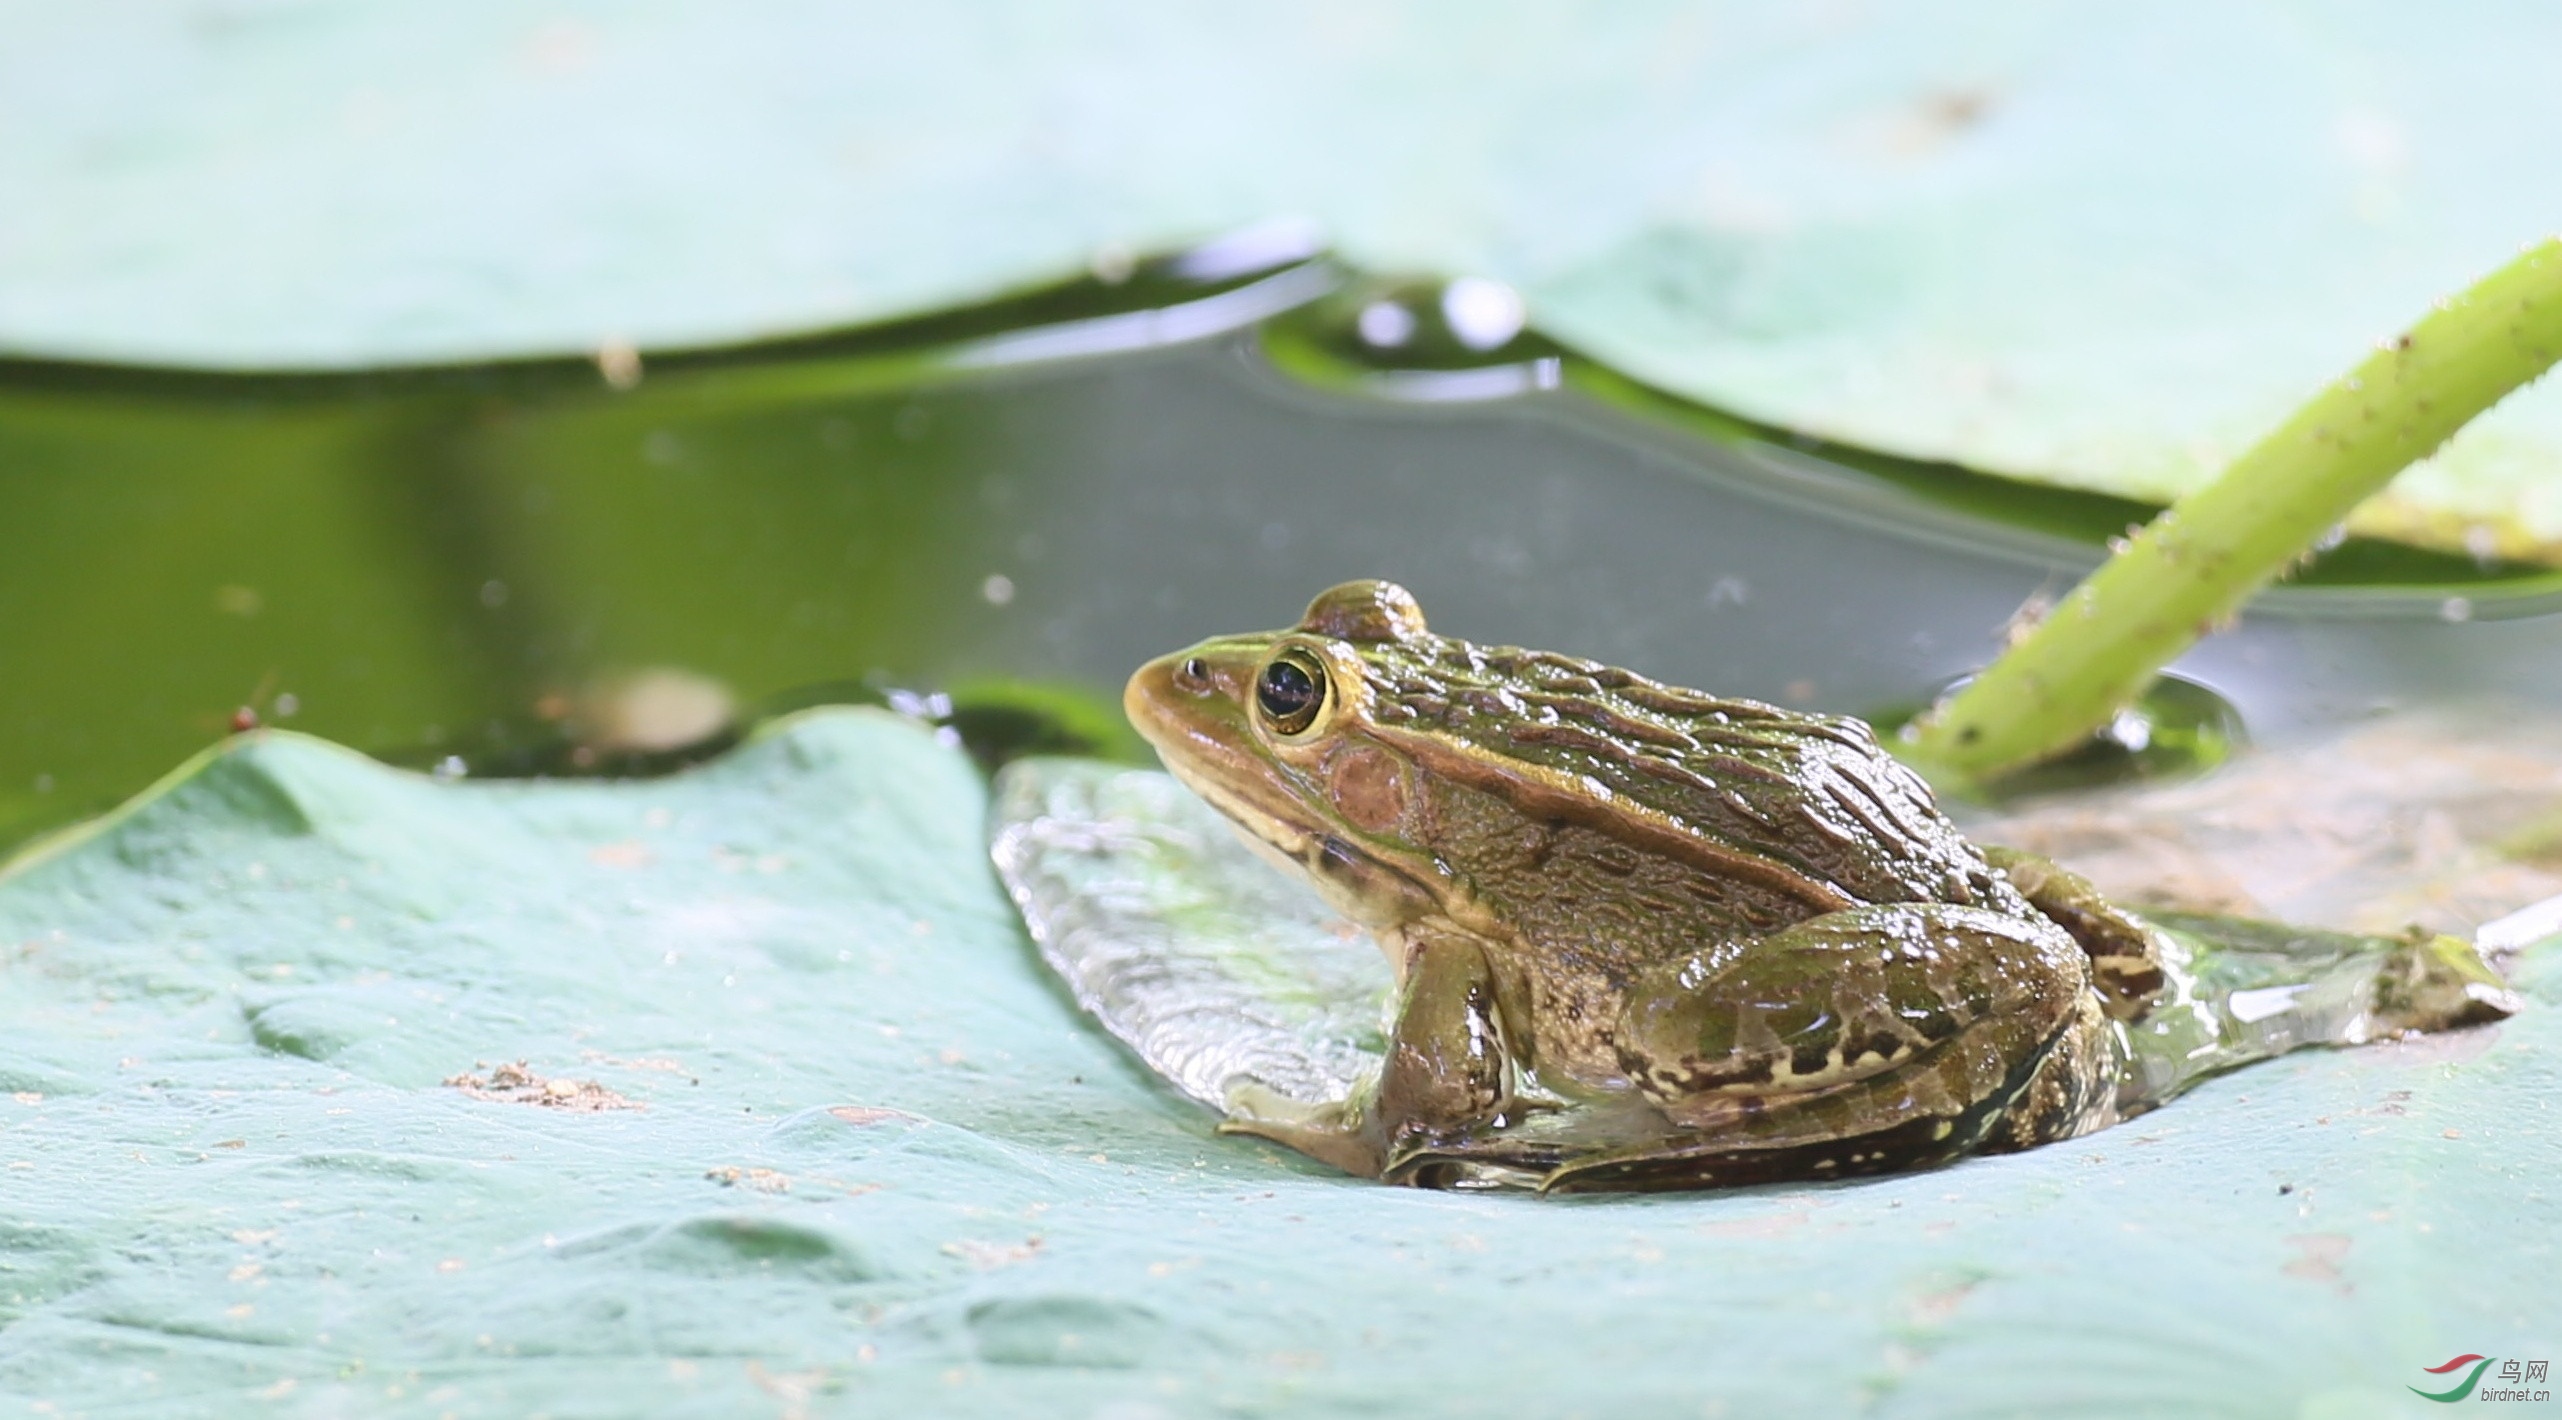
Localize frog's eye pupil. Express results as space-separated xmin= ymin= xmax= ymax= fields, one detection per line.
xmin=1256 ymin=655 xmax=1325 ymax=734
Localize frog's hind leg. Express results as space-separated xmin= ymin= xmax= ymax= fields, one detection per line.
xmin=1982 ymin=846 xmax=2171 ymax=1018
xmin=1976 ymin=987 xmax=2116 ymax=1151
xmin=1535 ymin=1076 xmax=2023 ymax=1194
xmin=1543 ymin=903 xmax=2110 ymax=1194
xmin=1541 ymin=991 xmax=2119 ymax=1193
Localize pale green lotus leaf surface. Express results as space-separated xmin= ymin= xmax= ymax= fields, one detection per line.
xmin=1 ymin=708 xmax=2554 ymax=1416
xmin=6 ymin=3 xmax=2562 ymax=558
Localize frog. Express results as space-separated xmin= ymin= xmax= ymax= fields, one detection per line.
xmin=1121 ymin=579 xmax=2517 ymax=1192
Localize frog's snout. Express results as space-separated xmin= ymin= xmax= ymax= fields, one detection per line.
xmin=1125 ymin=648 xmax=1233 ymax=755
xmin=1122 ymin=657 xmax=1173 ymax=747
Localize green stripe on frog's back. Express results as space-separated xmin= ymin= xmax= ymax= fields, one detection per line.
xmin=1355 ymin=635 xmax=2012 ymax=919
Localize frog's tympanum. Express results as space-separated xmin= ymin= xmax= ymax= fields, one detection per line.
xmin=1123 ymin=580 xmax=2517 ymax=1191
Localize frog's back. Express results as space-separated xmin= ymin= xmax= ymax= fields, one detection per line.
xmin=1360 ymin=637 xmax=2011 ymax=918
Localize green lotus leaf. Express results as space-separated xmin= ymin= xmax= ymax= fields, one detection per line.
xmin=8 ymin=5 xmax=2562 ymax=558
xmin=2 ymin=708 xmax=2552 ymax=1414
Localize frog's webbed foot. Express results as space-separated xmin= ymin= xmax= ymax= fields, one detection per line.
xmin=2106 ymin=912 xmax=2520 ymax=1111
xmin=1983 ymin=845 xmax=2171 ymax=1017
xmin=2366 ymin=929 xmax=2519 ymax=1034
xmin=1219 ymin=1082 xmax=1386 ymax=1179
xmin=2136 ymin=908 xmax=2521 ymax=1036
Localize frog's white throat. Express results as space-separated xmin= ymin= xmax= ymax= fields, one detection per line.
xmin=1163 ymin=761 xmax=1428 ymax=957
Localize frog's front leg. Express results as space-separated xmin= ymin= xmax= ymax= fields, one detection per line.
xmin=1541 ymin=904 xmax=2111 ymax=1193
xmin=1219 ymin=920 xmax=1513 ymax=1179
xmin=1982 ymin=845 xmax=2170 ymax=1017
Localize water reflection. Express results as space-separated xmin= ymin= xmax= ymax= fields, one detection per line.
xmin=5 ymin=238 xmax=2562 ymax=856
xmin=1269 ymin=272 xmax=1567 ymax=401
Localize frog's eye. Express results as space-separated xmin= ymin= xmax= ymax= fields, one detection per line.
xmin=1255 ymin=650 xmax=1329 ymax=737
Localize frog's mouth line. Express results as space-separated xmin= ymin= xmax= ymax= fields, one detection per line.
xmin=1124 ymin=659 xmax=1319 ymax=858
xmin=1151 ymin=746 xmax=1453 ymax=952
xmin=1153 ymin=749 xmax=1323 ymax=865
xmin=1127 ymin=652 xmax=1441 ymax=933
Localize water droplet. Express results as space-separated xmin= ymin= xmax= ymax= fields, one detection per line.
xmin=432 ymin=756 xmax=468 ymax=781
xmin=982 ymin=574 xmax=1017 ymax=607
xmin=1268 ymin=274 xmax=1561 ymax=402
xmin=885 ymin=688 xmax=953 ymax=721
xmin=1440 ymin=277 xmax=1525 ymax=351
xmin=1356 ymin=300 xmax=1417 ymax=349
xmin=2103 ymin=708 xmax=2153 ymax=753
xmin=1088 ymin=242 xmax=1136 ymax=286
xmin=2439 ymin=596 xmax=2475 ymax=623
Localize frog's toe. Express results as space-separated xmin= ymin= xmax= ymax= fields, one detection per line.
xmin=1218 ymin=1082 xmax=1385 ymax=1179
xmin=2370 ymin=932 xmax=2521 ymax=1035
xmin=1983 ymin=846 xmax=2171 ymax=1017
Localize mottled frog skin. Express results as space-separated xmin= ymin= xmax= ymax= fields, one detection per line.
xmin=1124 ymin=580 xmax=2512 ymax=1192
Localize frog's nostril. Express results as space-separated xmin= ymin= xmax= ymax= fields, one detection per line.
xmin=1176 ymin=657 xmax=1212 ymax=693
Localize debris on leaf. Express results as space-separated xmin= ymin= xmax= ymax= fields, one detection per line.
xmin=705 ymin=1165 xmax=792 ymax=1193
xmin=443 ymin=1060 xmax=639 ymax=1112
xmin=941 ymin=1236 xmax=1045 ymax=1269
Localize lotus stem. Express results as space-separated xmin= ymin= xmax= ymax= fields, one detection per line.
xmin=1904 ymin=237 xmax=2562 ymax=782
